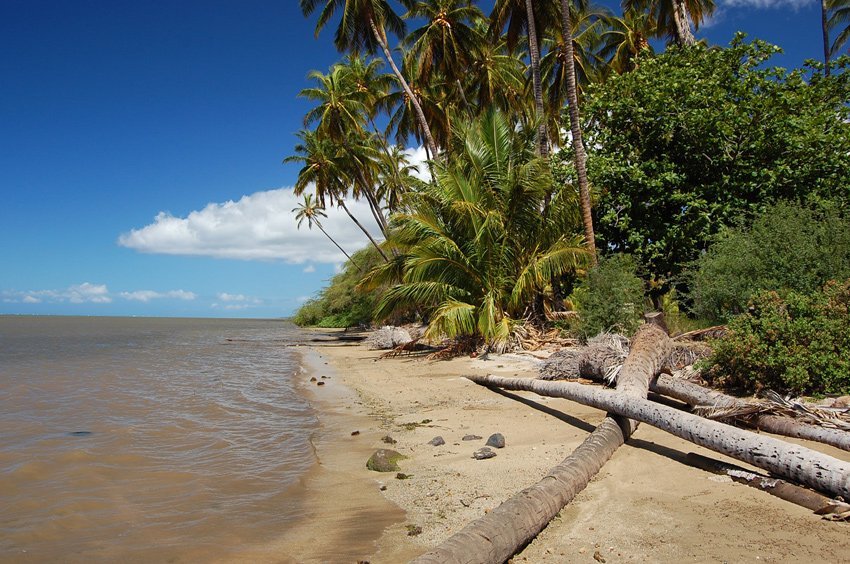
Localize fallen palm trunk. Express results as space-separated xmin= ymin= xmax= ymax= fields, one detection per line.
xmin=467 ymin=374 xmax=850 ymax=500
xmin=650 ymin=375 xmax=850 ymax=452
xmin=684 ymin=452 xmax=850 ymax=516
xmin=412 ymin=324 xmax=671 ymax=564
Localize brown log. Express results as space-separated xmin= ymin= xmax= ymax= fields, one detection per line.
xmin=651 ymin=375 xmax=850 ymax=452
xmin=411 ymin=325 xmax=671 ymax=564
xmin=684 ymin=452 xmax=850 ymax=514
xmin=465 ymin=374 xmax=850 ymax=500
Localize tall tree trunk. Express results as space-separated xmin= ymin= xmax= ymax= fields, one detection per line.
xmin=413 ymin=325 xmax=670 ymax=564
xmin=315 ymin=223 xmax=363 ymax=273
xmin=823 ymin=0 xmax=832 ymax=76
xmin=525 ymin=0 xmax=549 ymax=159
xmin=559 ymin=0 xmax=597 ymax=265
xmin=369 ymin=18 xmax=439 ymax=159
xmin=672 ymin=0 xmax=696 ymax=46
xmin=337 ymin=199 xmax=389 ymax=261
xmin=467 ymin=374 xmax=850 ymax=500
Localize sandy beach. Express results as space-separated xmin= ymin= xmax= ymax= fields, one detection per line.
xmin=281 ymin=337 xmax=849 ymax=563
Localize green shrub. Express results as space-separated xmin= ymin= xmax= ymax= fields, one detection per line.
xmin=689 ymin=202 xmax=850 ymax=322
xmin=704 ymin=279 xmax=850 ymax=396
xmin=574 ymin=254 xmax=645 ymax=337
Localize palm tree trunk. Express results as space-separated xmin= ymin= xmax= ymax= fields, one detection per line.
xmin=524 ymin=0 xmax=549 ymax=159
xmin=316 ymin=223 xmax=363 ymax=273
xmin=337 ymin=199 xmax=389 ymax=261
xmin=467 ymin=374 xmax=850 ymax=500
xmin=351 ymin=167 xmax=390 ymax=236
xmin=672 ymin=0 xmax=696 ymax=46
xmin=369 ymin=18 xmax=439 ymax=159
xmin=413 ymin=324 xmax=670 ymax=564
xmin=823 ymin=0 xmax=832 ymax=76
xmin=559 ymin=0 xmax=597 ymax=265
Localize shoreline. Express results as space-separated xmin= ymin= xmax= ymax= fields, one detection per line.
xmin=286 ymin=337 xmax=849 ymax=563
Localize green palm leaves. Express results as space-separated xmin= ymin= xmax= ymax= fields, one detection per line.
xmin=366 ymin=111 xmax=588 ymax=347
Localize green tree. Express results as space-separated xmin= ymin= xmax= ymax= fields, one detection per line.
xmin=571 ymin=36 xmax=850 ymax=299
xmin=624 ymin=0 xmax=715 ymax=46
xmin=829 ymin=0 xmax=850 ymax=59
xmin=364 ymin=110 xmax=588 ymax=348
xmin=300 ymin=0 xmax=439 ymax=157
xmin=598 ymin=9 xmax=656 ymax=74
xmin=292 ymin=194 xmax=363 ymax=272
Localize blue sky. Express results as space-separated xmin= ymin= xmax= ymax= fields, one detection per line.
xmin=0 ymin=0 xmax=835 ymax=318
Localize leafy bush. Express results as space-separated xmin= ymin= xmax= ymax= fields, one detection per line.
xmin=574 ymin=254 xmax=645 ymax=337
xmin=689 ymin=202 xmax=850 ymax=322
xmin=291 ymin=246 xmax=384 ymax=328
xmin=704 ymin=279 xmax=850 ymax=396
xmin=570 ymin=36 xmax=850 ymax=294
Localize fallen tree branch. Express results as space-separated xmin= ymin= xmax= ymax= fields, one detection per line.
xmin=412 ymin=324 xmax=671 ymax=564
xmin=466 ymin=374 xmax=850 ymax=500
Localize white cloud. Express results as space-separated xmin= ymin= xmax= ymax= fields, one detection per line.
xmin=120 ymin=289 xmax=196 ymax=302
xmin=303 ymin=264 xmax=316 ymax=273
xmin=720 ymin=0 xmax=812 ymax=8
xmin=217 ymin=292 xmax=249 ymax=302
xmin=402 ymin=146 xmax=434 ymax=182
xmin=2 ymin=282 xmax=112 ymax=304
xmin=118 ymin=187 xmax=384 ymax=264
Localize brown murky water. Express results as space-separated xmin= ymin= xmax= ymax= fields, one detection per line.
xmin=0 ymin=316 xmax=317 ymax=562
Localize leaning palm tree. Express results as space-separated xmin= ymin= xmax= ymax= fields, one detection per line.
xmin=300 ymin=0 xmax=439 ymax=158
xmin=363 ymin=110 xmax=588 ymax=348
xmin=293 ymin=194 xmax=363 ymax=272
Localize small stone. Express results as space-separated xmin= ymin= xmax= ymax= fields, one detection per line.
xmin=351 ymin=430 xmax=360 ymax=436
xmin=462 ymin=434 xmax=482 ymax=441
xmin=428 ymin=436 xmax=445 ymax=446
xmin=366 ymin=449 xmax=407 ymax=472
xmin=316 ymin=381 xmax=325 ymax=386
xmin=379 ymin=485 xmax=387 ymax=491
xmin=309 ymin=377 xmax=317 ymax=382
xmin=395 ymin=472 xmax=411 ymax=480
xmin=485 ymin=433 xmax=505 ymax=448
xmin=381 ymin=435 xmax=397 ymax=445
xmin=406 ymin=524 xmax=423 ymax=537
xmin=579 ymin=548 xmax=587 ymax=554
xmin=473 ymin=447 xmax=496 ymax=460
xmin=321 ymin=375 xmax=329 ymax=379
xmin=593 ymin=550 xmax=606 ymax=563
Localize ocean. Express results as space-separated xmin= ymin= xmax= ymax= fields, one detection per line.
xmin=0 ymin=316 xmax=318 ymax=562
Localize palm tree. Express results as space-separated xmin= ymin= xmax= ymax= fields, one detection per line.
xmin=364 ymin=110 xmax=588 ymax=348
xmin=490 ymin=0 xmax=561 ymax=158
xmin=829 ymin=0 xmax=850 ymax=62
xmin=300 ymin=65 xmax=369 ymax=142
xmin=375 ymin=144 xmax=423 ymax=214
xmin=293 ymin=194 xmax=363 ymax=272
xmin=554 ymin=0 xmax=600 ymax=264
xmin=300 ymin=0 xmax=439 ymax=158
xmin=599 ymin=9 xmax=656 ymax=74
xmin=824 ymin=0 xmax=833 ymax=76
xmin=465 ymin=21 xmax=528 ymax=117
xmin=403 ymin=0 xmax=485 ymax=110
xmin=624 ymin=0 xmax=715 ymax=46
xmin=285 ymin=129 xmax=389 ymax=260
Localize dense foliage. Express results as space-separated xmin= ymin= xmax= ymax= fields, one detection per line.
xmin=292 ymin=247 xmax=385 ymax=328
xmin=571 ymin=36 xmax=850 ymax=295
xmin=573 ymin=254 xmax=645 ymax=337
xmin=704 ymin=280 xmax=850 ymax=396
xmin=363 ymin=111 xmax=588 ymax=346
xmin=689 ymin=202 xmax=850 ymax=322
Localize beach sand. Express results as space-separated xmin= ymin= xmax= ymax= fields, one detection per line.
xmin=282 ymin=339 xmax=849 ymax=563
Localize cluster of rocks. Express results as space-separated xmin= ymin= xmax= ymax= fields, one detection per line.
xmin=366 ymin=432 xmax=507 ymax=473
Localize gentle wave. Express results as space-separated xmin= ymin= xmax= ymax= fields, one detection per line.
xmin=0 ymin=317 xmax=317 ymax=562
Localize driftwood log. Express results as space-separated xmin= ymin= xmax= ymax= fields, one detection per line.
xmin=651 ymin=375 xmax=850 ymax=452
xmin=466 ymin=375 xmax=850 ymax=500
xmin=411 ymin=324 xmax=671 ymax=564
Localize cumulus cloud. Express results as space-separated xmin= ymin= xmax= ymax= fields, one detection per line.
xmin=2 ymin=282 xmax=112 ymax=304
xmin=120 ymin=289 xmax=197 ymax=302
xmin=211 ymin=292 xmax=262 ymax=310
xmin=402 ymin=146 xmax=434 ymax=182
xmin=303 ymin=264 xmax=316 ymax=273
xmin=118 ymin=187 xmax=384 ymax=264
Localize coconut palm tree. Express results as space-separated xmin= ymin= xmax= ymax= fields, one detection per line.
xmin=624 ymin=0 xmax=715 ymax=46
xmin=285 ymin=129 xmax=389 ymax=260
xmin=293 ymin=194 xmax=363 ymax=272
xmin=599 ymin=9 xmax=656 ymax=74
xmin=300 ymin=0 xmax=439 ymax=158
xmin=490 ymin=0 xmax=561 ymax=158
xmin=465 ymin=21 xmax=528 ymax=117
xmin=364 ymin=110 xmax=588 ymax=347
xmin=829 ymin=0 xmax=850 ymax=61
xmin=376 ymin=144 xmax=423 ymax=214
xmin=300 ymin=65 xmax=369 ymax=142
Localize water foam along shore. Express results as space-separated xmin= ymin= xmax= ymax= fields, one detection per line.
xmin=296 ymin=334 xmax=850 ymax=563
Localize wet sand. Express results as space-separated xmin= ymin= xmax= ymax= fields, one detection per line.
xmin=297 ymin=339 xmax=850 ymax=563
